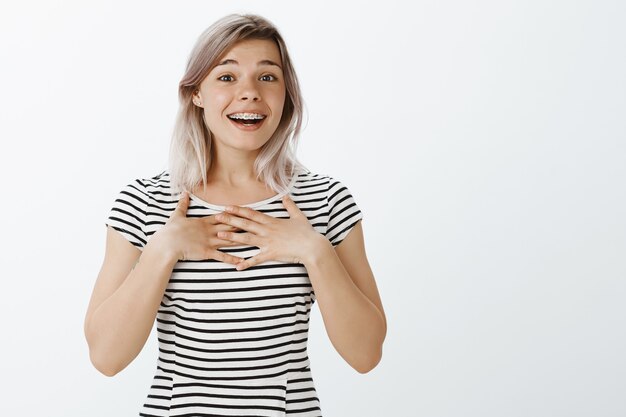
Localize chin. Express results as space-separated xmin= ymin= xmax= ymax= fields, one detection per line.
xmin=228 ymin=134 xmax=273 ymax=150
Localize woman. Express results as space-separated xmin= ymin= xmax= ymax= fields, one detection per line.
xmin=84 ymin=13 xmax=386 ymax=417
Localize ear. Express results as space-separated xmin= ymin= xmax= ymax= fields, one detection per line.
xmin=193 ymin=90 xmax=203 ymax=107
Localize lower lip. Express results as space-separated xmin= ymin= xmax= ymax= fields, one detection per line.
xmin=228 ymin=117 xmax=266 ymax=131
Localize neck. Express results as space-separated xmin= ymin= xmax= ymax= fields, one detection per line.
xmin=207 ymin=152 xmax=261 ymax=187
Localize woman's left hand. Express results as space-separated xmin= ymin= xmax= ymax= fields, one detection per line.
xmin=214 ymin=195 xmax=325 ymax=270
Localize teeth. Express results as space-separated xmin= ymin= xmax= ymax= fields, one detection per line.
xmin=228 ymin=113 xmax=266 ymax=120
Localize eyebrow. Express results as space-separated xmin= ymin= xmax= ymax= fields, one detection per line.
xmin=216 ymin=59 xmax=282 ymax=70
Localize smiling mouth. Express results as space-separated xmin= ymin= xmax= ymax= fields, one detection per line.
xmin=227 ymin=114 xmax=267 ymax=126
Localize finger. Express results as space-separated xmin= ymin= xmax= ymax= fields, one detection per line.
xmin=217 ymin=224 xmax=242 ymax=232
xmin=203 ymin=216 xmax=240 ymax=232
xmin=209 ymin=224 xmax=242 ymax=234
xmin=216 ymin=213 xmax=262 ymax=235
xmin=205 ymin=214 xmax=223 ymax=224
xmin=173 ymin=191 xmax=189 ymax=216
xmin=223 ymin=205 xmax=272 ymax=225
xmin=204 ymin=213 xmax=242 ymax=226
xmin=213 ymin=238 xmax=242 ymax=247
xmin=236 ymin=254 xmax=265 ymax=271
xmin=209 ymin=213 xmax=238 ymax=227
xmin=217 ymin=230 xmax=254 ymax=245
xmin=210 ymin=212 xmax=249 ymax=231
xmin=281 ymin=194 xmax=304 ymax=218
xmin=209 ymin=249 xmax=245 ymax=265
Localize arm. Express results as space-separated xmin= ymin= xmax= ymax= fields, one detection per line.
xmin=303 ymin=220 xmax=387 ymax=374
xmin=84 ymin=229 xmax=178 ymax=376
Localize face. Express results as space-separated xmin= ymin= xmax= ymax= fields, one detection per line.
xmin=194 ymin=38 xmax=286 ymax=154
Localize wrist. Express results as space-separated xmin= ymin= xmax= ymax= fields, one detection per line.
xmin=301 ymin=232 xmax=333 ymax=267
xmin=145 ymin=229 xmax=180 ymax=265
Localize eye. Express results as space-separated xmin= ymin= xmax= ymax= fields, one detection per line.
xmin=218 ymin=74 xmax=234 ymax=82
xmin=260 ymin=74 xmax=277 ymax=82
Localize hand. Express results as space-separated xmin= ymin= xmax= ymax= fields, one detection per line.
xmin=215 ymin=194 xmax=325 ymax=270
xmin=157 ymin=191 xmax=246 ymax=264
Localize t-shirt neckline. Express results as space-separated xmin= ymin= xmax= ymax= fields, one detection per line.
xmin=188 ymin=171 xmax=300 ymax=211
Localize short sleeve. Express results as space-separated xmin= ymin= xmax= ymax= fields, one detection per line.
xmin=104 ymin=179 xmax=149 ymax=251
xmin=326 ymin=177 xmax=364 ymax=247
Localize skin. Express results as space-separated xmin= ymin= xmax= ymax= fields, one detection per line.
xmin=192 ymin=38 xmax=286 ymax=188
xmin=85 ymin=38 xmax=387 ymax=375
xmin=218 ymin=200 xmax=387 ymax=374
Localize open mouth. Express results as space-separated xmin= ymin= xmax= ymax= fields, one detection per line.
xmin=227 ymin=114 xmax=267 ymax=126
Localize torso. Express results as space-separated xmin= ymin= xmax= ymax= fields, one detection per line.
xmin=108 ymin=168 xmax=362 ymax=416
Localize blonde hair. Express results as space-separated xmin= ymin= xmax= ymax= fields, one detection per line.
xmin=168 ymin=13 xmax=308 ymax=196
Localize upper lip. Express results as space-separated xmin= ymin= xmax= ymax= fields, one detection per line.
xmin=227 ymin=110 xmax=267 ymax=117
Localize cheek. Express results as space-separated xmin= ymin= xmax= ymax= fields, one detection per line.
xmin=268 ymin=88 xmax=287 ymax=117
xmin=203 ymin=91 xmax=231 ymax=126
xmin=206 ymin=90 xmax=231 ymax=112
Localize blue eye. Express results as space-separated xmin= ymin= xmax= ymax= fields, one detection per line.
xmin=218 ymin=75 xmax=234 ymax=82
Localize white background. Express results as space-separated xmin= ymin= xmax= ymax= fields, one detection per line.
xmin=1 ymin=0 xmax=625 ymax=416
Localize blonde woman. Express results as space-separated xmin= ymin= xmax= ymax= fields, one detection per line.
xmin=84 ymin=13 xmax=386 ymax=417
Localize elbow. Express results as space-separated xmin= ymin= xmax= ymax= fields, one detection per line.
xmin=357 ymin=322 xmax=386 ymax=374
xmin=89 ymin=348 xmax=120 ymax=377
xmin=85 ymin=317 xmax=120 ymax=377
xmin=353 ymin=323 xmax=386 ymax=374
xmin=354 ymin=346 xmax=383 ymax=374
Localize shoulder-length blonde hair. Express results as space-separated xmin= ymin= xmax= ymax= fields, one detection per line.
xmin=168 ymin=13 xmax=308 ymax=196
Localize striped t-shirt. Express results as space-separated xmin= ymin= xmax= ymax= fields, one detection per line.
xmin=104 ymin=168 xmax=363 ymax=417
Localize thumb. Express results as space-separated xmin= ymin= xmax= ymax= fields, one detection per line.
xmin=174 ymin=191 xmax=190 ymax=215
xmin=282 ymin=194 xmax=302 ymax=218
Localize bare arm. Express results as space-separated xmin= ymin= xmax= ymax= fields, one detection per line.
xmin=303 ymin=221 xmax=386 ymax=374
xmin=85 ymin=191 xmax=243 ymax=377
xmin=84 ymin=229 xmax=178 ymax=376
xmin=211 ymin=196 xmax=386 ymax=374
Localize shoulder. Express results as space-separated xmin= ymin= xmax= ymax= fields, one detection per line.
xmin=293 ymin=169 xmax=361 ymax=199
xmin=301 ymin=170 xmax=363 ymax=247
xmin=302 ymin=170 xmax=358 ymax=195
xmin=294 ymin=169 xmax=361 ymax=212
xmin=118 ymin=169 xmax=173 ymax=208
xmin=139 ymin=169 xmax=171 ymax=195
xmin=293 ymin=169 xmax=347 ymax=189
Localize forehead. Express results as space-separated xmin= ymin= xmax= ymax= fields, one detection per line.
xmin=217 ymin=38 xmax=282 ymax=65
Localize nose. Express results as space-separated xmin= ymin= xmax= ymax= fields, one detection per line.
xmin=237 ymin=77 xmax=260 ymax=101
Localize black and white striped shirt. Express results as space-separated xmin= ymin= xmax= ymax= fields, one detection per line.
xmin=105 ymin=168 xmax=363 ymax=417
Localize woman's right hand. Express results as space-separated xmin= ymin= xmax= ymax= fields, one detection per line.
xmin=156 ymin=191 xmax=246 ymax=265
